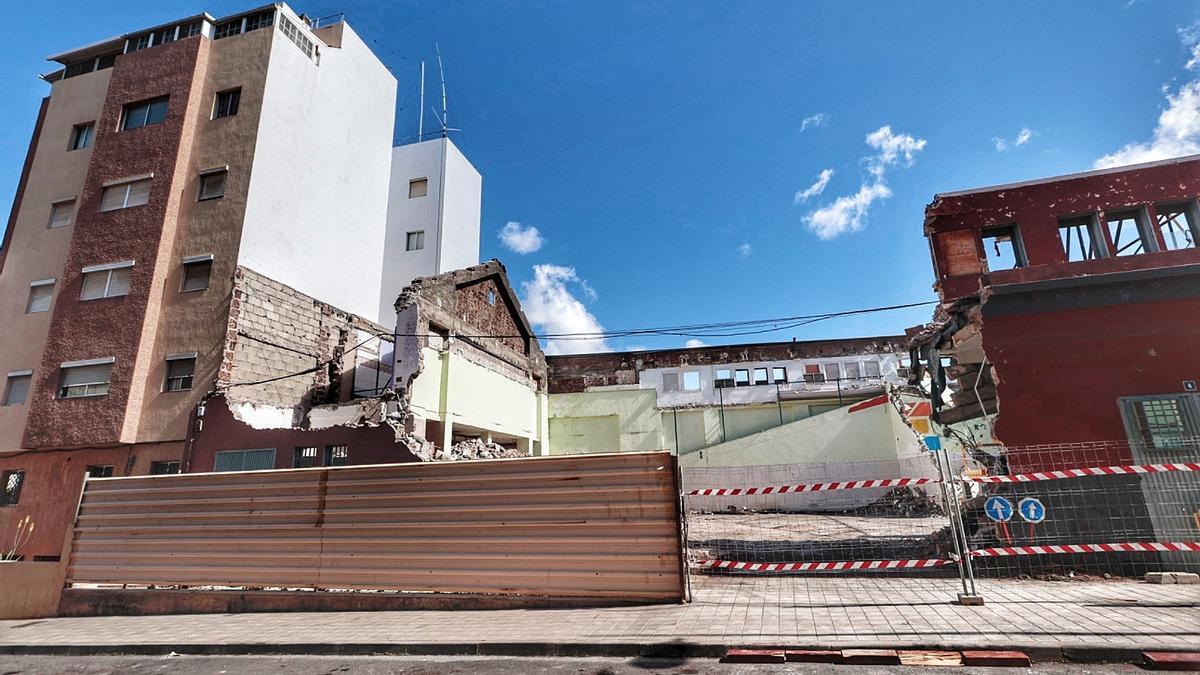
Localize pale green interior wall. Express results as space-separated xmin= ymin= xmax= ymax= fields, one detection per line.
xmin=548 ymin=389 xmax=663 ymax=454
xmin=410 ymin=346 xmax=541 ymax=441
xmin=549 ymin=415 xmax=621 ymax=454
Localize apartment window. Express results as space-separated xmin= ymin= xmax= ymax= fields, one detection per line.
xmin=213 ymin=89 xmax=241 ymax=119
xmin=406 ymin=231 xmax=425 ymax=251
xmin=863 ymin=360 xmax=882 ymax=378
xmin=155 ymin=26 xmax=178 ymax=45
xmin=752 ymin=367 xmax=769 ymax=386
xmin=121 ymin=96 xmax=169 ymax=131
xmin=180 ymin=21 xmax=202 ymax=38
xmin=3 ymin=371 xmax=32 ymax=406
xmin=80 ymin=261 xmax=133 ymax=300
xmin=487 ymin=288 xmax=496 ymax=305
xmin=714 ymin=369 xmax=734 ymax=389
xmin=734 ymin=369 xmax=750 ymax=387
xmin=409 ymin=178 xmax=428 ymax=198
xmin=85 ymin=465 xmax=114 ymax=478
xmin=0 ymin=471 xmax=24 ymax=507
xmin=325 ymin=445 xmax=349 ymax=466
xmin=128 ymin=33 xmax=153 ymax=52
xmin=214 ymin=20 xmax=243 ymax=39
xmin=198 ymin=169 xmax=227 ymax=201
xmin=245 ymin=10 xmax=276 ymax=32
xmin=1059 ymin=214 xmax=1105 ymax=262
xmin=48 ymin=199 xmax=75 ymax=228
xmin=771 ymin=367 xmax=787 ymax=384
xmin=59 ymin=359 xmax=114 ymax=398
xmin=823 ymin=363 xmax=840 ymax=381
xmin=843 ymin=362 xmax=861 ymax=380
xmin=980 ymin=223 xmax=1026 ymax=270
xmin=1105 ymin=208 xmax=1155 ymax=257
xmin=181 ymin=256 xmax=213 ymax=292
xmin=1120 ymin=395 xmax=1200 ymax=450
xmin=1155 ymin=201 xmax=1199 ymax=251
xmin=214 ymin=448 xmax=276 ymax=472
xmin=662 ymin=372 xmax=680 ymax=392
xmin=682 ymin=371 xmax=702 ymax=391
xmin=150 ymin=460 xmax=181 ymax=475
xmin=293 ymin=446 xmax=319 ymax=468
xmin=69 ymin=122 xmax=94 ymax=151
xmin=100 ymin=178 xmax=152 ymax=211
xmin=163 ymin=354 xmax=196 ymax=392
xmin=279 ymin=16 xmax=315 ymax=59
xmin=26 ymin=280 xmax=54 ymax=313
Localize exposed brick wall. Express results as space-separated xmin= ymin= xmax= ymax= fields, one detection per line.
xmin=455 ymin=277 xmax=525 ymax=355
xmin=546 ymin=336 xmax=908 ymax=394
xmin=220 ymin=267 xmax=390 ymax=410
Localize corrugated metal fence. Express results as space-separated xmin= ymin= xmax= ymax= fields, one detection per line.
xmin=64 ymin=451 xmax=685 ymax=602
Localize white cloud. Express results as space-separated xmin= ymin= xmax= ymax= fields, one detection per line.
xmin=801 ymin=125 xmax=925 ymax=239
xmin=1094 ymin=27 xmax=1200 ymax=169
xmin=993 ymin=127 xmax=1035 ymax=152
xmin=738 ymin=243 xmax=753 ymax=257
xmin=498 ymin=221 xmax=544 ymax=254
xmin=685 ymin=339 xmax=707 ymax=348
xmin=519 ymin=264 xmax=609 ymax=355
xmin=793 ymin=168 xmax=834 ymax=203
xmin=800 ymin=112 xmax=829 ymax=132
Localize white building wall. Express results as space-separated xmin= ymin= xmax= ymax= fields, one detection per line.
xmin=644 ymin=353 xmax=904 ymax=409
xmin=239 ymin=15 xmax=396 ymax=321
xmin=378 ymin=138 xmax=481 ymax=325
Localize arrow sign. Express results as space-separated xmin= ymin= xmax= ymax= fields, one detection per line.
xmin=984 ymin=496 xmax=1013 ymax=523
xmin=1017 ymin=497 xmax=1047 ymax=524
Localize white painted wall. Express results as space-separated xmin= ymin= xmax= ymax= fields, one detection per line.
xmin=378 ymin=138 xmax=481 ymax=325
xmin=239 ymin=14 xmax=396 ymax=321
xmin=644 ymin=353 xmax=904 ymax=409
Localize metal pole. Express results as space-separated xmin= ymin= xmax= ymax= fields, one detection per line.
xmin=775 ymin=382 xmax=784 ymax=426
xmin=418 ymin=61 xmax=425 ymax=142
xmin=933 ymin=443 xmax=970 ymax=598
xmin=837 ymin=378 xmax=843 ymax=406
xmin=672 ymin=409 xmax=680 ymax=454
xmin=718 ymin=386 xmax=726 ymax=443
xmin=941 ymin=445 xmax=979 ymax=598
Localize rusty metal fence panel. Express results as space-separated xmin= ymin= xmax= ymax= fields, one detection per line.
xmin=64 ymin=451 xmax=685 ymax=602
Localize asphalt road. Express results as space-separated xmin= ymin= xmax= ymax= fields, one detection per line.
xmin=0 ymin=655 xmax=1153 ymax=674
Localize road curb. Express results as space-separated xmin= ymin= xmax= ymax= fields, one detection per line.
xmin=0 ymin=641 xmax=1185 ymax=663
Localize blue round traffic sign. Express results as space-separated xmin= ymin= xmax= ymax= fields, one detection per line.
xmin=1017 ymin=497 xmax=1047 ymax=524
xmin=984 ymin=496 xmax=1014 ymax=522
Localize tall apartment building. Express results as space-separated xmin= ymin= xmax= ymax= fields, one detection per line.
xmin=0 ymin=4 xmax=396 ymax=556
xmin=379 ymin=137 xmax=482 ymax=326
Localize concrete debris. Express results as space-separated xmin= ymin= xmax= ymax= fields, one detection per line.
xmin=404 ymin=435 xmax=529 ymax=462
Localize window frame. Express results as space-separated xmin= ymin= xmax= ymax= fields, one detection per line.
xmin=325 ymin=445 xmax=349 ymax=466
xmin=714 ymin=369 xmax=734 ymax=389
xmin=85 ymin=465 xmax=114 ymax=478
xmin=979 ymin=223 xmax=1028 ymax=270
xmin=213 ymin=88 xmax=241 ymax=119
xmin=293 ymin=446 xmax=319 ymax=468
xmin=863 ymin=360 xmax=882 ymax=378
xmin=752 ymin=367 xmax=769 ymax=386
xmin=734 ymin=369 xmax=751 ymax=387
xmin=0 ymin=470 xmax=25 ymax=507
xmin=213 ymin=448 xmax=277 ymax=472
xmin=69 ymin=122 xmax=95 ymax=151
xmin=79 ymin=261 xmax=134 ymax=301
xmin=1119 ymin=394 xmax=1200 ymax=451
xmin=842 ymin=361 xmax=862 ymax=380
xmin=120 ymin=96 xmax=169 ymax=131
xmin=181 ymin=255 xmax=213 ymax=293
xmin=26 ymin=279 xmax=55 ymax=314
xmin=48 ymin=199 xmax=75 ymax=228
xmin=3 ymin=370 xmax=33 ymax=407
xmin=1104 ymin=206 xmax=1157 ymax=257
xmin=1153 ymin=200 xmax=1200 ymax=252
xmin=771 ymin=366 xmax=788 ymax=384
xmin=406 ymin=230 xmax=425 ymax=251
xmin=162 ymin=353 xmax=196 ymax=392
xmin=99 ymin=176 xmax=152 ymax=212
xmin=1058 ymin=213 xmax=1107 ymax=262
xmin=409 ymin=177 xmax=428 ymax=198
xmin=150 ymin=460 xmax=181 ymax=475
xmin=57 ymin=358 xmax=115 ymax=399
xmin=197 ymin=168 xmax=228 ymax=201
xmin=681 ymin=371 xmax=702 ymax=392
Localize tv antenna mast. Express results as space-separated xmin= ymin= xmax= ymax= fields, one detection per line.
xmin=416 ymin=44 xmax=459 ymax=142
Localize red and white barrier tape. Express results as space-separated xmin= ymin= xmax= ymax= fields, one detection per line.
xmin=693 ymin=557 xmax=954 ymax=572
xmin=968 ymin=462 xmax=1200 ymax=484
xmin=971 ymin=541 xmax=1200 ymax=557
xmin=687 ymin=477 xmax=934 ymax=497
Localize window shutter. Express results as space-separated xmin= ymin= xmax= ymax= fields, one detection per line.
xmin=100 ymin=186 xmax=125 ymax=211
xmin=244 ymin=449 xmax=277 ymax=471
xmin=863 ymin=361 xmax=881 ymax=378
xmin=182 ymin=260 xmax=212 ymax=291
xmin=107 ymin=266 xmax=132 ymax=296
xmin=662 ymin=373 xmax=680 ymax=392
xmin=823 ymin=363 xmax=840 ymax=380
xmin=214 ymin=451 xmax=245 ymax=472
xmin=49 ymin=201 xmax=74 ymax=228
xmin=61 ymin=363 xmax=112 ymax=388
xmin=126 ymin=179 xmax=152 ymax=207
xmin=27 ymin=284 xmax=53 ymax=313
xmin=80 ymin=271 xmax=107 ymax=300
xmin=4 ymin=376 xmax=31 ymax=406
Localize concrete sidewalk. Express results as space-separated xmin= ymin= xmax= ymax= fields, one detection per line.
xmin=1 ymin=577 xmax=1197 ymax=660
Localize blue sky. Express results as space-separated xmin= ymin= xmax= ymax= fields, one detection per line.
xmin=4 ymin=2 xmax=1199 ymax=354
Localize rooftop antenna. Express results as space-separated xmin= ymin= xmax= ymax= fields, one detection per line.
xmin=435 ymin=42 xmax=448 ymax=137
xmin=417 ymin=61 xmax=425 ymax=142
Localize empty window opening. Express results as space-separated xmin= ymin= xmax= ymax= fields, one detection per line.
xmin=863 ymin=360 xmax=882 ymax=378
xmin=1155 ymin=201 xmax=1199 ymax=251
xmin=661 ymin=372 xmax=680 ymax=392
xmin=980 ymin=224 xmax=1026 ymax=270
xmin=80 ymin=262 xmax=133 ymax=300
xmin=214 ymin=448 xmax=276 ymax=472
xmin=771 ymin=366 xmax=788 ymax=384
xmin=406 ymin=230 xmax=425 ymax=251
xmin=26 ymin=280 xmax=54 ymax=313
xmin=48 ymin=200 xmax=75 ymax=228
xmin=752 ymin=367 xmax=769 ymax=386
xmin=734 ymin=369 xmax=751 ymax=387
xmin=293 ymin=446 xmax=319 ymax=468
xmin=69 ymin=122 xmax=94 ymax=150
xmin=85 ymin=465 xmax=114 ymax=478
xmin=1106 ymin=208 xmax=1154 ymax=257
xmin=409 ymin=178 xmax=428 ymax=198
xmin=213 ymin=89 xmax=240 ymax=119
xmin=1 ymin=470 xmax=24 ymax=506
xmin=487 ymin=288 xmax=496 ymax=305
xmin=150 ymin=460 xmax=181 ymax=475
xmin=1059 ymin=214 xmax=1105 ymax=262
xmin=682 ymin=371 xmax=702 ymax=391
xmin=163 ymin=354 xmax=195 ymax=392
xmin=198 ymin=169 xmax=227 ymax=201
xmin=181 ymin=256 xmax=212 ymax=292
xmin=58 ymin=360 xmax=114 ymax=398
xmin=100 ymin=178 xmax=151 ymax=211
xmin=3 ymin=371 xmax=32 ymax=406
xmin=121 ymin=97 xmax=169 ymax=131
xmin=714 ymin=369 xmax=734 ymax=388
xmin=325 ymin=445 xmax=349 ymax=466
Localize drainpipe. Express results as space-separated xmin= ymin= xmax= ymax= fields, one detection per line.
xmin=775 ymin=382 xmax=784 ymax=426
xmin=717 ymin=386 xmax=726 ymax=443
